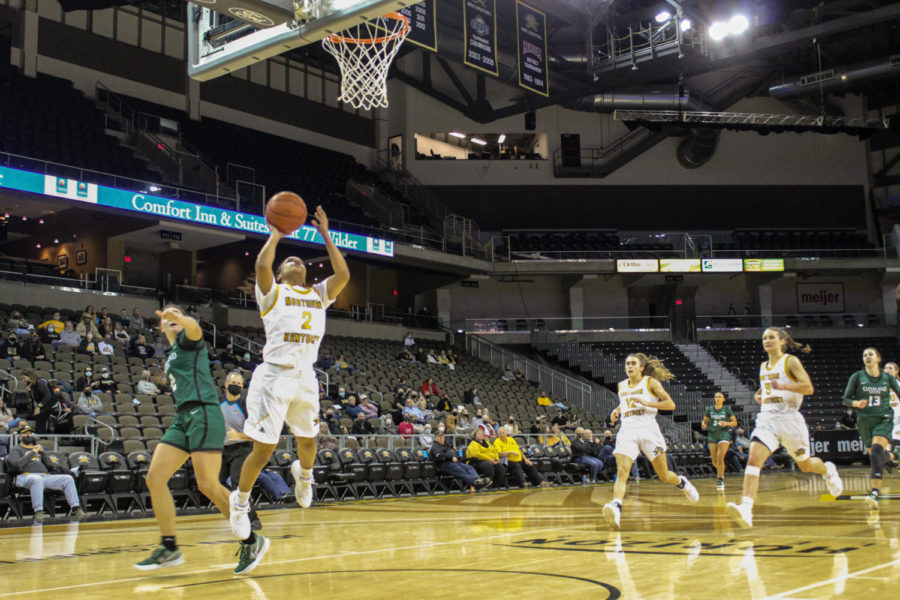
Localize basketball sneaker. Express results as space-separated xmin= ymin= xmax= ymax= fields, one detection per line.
xmin=234 ymin=535 xmax=270 ymax=575
xmin=134 ymin=545 xmax=185 ymax=571
xmin=726 ymin=501 xmax=753 ymax=529
xmin=716 ymin=478 xmax=725 ymax=492
xmin=865 ymin=489 xmax=879 ymax=510
xmin=823 ymin=461 xmax=843 ymax=497
xmin=291 ymin=460 xmax=314 ymax=508
xmin=678 ymin=476 xmax=699 ymax=502
xmin=229 ymin=489 xmax=251 ymax=539
xmin=602 ymin=501 xmax=621 ymax=530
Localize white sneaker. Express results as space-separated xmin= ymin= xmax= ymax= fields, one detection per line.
xmin=602 ymin=501 xmax=621 ymax=530
xmin=824 ymin=462 xmax=843 ymax=497
xmin=291 ymin=460 xmax=314 ymax=508
xmin=229 ymin=489 xmax=251 ymax=539
xmin=679 ymin=476 xmax=699 ymax=503
xmin=726 ymin=501 xmax=753 ymax=529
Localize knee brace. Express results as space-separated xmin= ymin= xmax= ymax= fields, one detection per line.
xmin=745 ymin=465 xmax=761 ymax=477
xmin=871 ymin=444 xmax=886 ymax=480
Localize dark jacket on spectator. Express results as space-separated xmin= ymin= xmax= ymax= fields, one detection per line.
xmin=429 ymin=439 xmax=457 ymax=466
xmin=570 ymin=437 xmax=590 ymax=460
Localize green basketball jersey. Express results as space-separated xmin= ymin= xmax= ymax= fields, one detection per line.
xmin=842 ymin=370 xmax=900 ymax=419
xmin=704 ymin=405 xmax=734 ymax=435
xmin=164 ymin=330 xmax=219 ymax=410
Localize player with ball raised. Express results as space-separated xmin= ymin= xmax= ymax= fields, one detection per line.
xmin=228 ymin=192 xmax=349 ymax=575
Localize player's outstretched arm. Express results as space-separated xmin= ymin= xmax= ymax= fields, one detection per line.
xmin=312 ymin=205 xmax=350 ymax=299
xmin=155 ymin=308 xmax=203 ymax=342
xmin=256 ymin=223 xmax=285 ymax=295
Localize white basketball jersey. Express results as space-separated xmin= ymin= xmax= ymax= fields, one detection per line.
xmin=759 ymin=354 xmax=803 ymax=414
xmin=617 ymin=376 xmax=659 ymax=429
xmin=256 ymin=281 xmax=333 ymax=372
xmin=890 ymin=389 xmax=900 ymax=426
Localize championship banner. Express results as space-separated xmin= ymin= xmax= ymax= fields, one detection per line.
xmin=463 ymin=0 xmax=498 ymax=76
xmin=399 ymin=0 xmax=437 ymax=51
xmin=515 ymin=0 xmax=548 ymax=96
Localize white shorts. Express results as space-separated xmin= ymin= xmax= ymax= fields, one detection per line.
xmin=751 ymin=411 xmax=810 ymax=460
xmin=243 ymin=363 xmax=320 ymax=444
xmin=892 ymin=421 xmax=900 ymax=441
xmin=614 ymin=421 xmax=667 ymax=461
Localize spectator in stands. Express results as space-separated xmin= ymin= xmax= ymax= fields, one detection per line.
xmin=541 ymin=424 xmax=571 ymax=447
xmin=351 ymin=412 xmax=374 ymax=438
xmin=76 ymin=313 xmax=100 ymax=338
xmin=529 ymin=417 xmax=542 ymax=434
xmin=151 ymin=336 xmax=167 ymax=358
xmin=466 ymin=429 xmax=508 ymax=489
xmin=417 ymin=398 xmax=434 ymax=424
xmin=398 ymin=413 xmax=414 ymax=437
xmin=403 ymin=398 xmax=424 ymax=423
xmin=331 ymin=385 xmax=348 ymax=404
xmin=397 ymin=347 xmax=416 ymax=363
xmin=7 ymin=425 xmax=85 ymax=521
xmin=464 ymin=386 xmax=481 ymax=406
xmin=479 ymin=409 xmax=496 ymax=438
xmin=444 ymin=410 xmax=458 ymax=434
xmin=83 ymin=305 xmax=96 ymax=321
xmin=40 ymin=322 xmax=62 ymax=346
xmin=97 ymin=307 xmax=110 ymax=325
xmin=417 ymin=423 xmax=435 ymax=448
xmin=96 ymin=366 xmax=118 ymax=394
xmin=219 ymin=372 xmax=264 ymax=527
xmin=457 ymin=409 xmax=474 ymax=434
xmin=415 ymin=348 xmax=427 ymax=363
xmin=318 ymin=422 xmax=338 ymax=451
xmin=76 ymin=387 xmax=104 ymax=417
xmin=98 ymin=334 xmax=115 ymax=356
xmin=75 ymin=367 xmax=97 ymax=393
xmin=78 ymin=332 xmax=100 ymax=357
xmin=501 ymin=365 xmax=515 ymax=381
xmin=1 ymin=333 xmax=22 ymax=364
xmin=840 ymin=409 xmax=857 ymax=430
xmin=426 ymin=349 xmax=439 ymax=364
xmin=6 ymin=311 xmax=32 ymax=336
xmin=323 ymin=408 xmax=340 ymax=435
xmin=317 ymin=350 xmax=335 ymax=370
xmin=21 ymin=333 xmax=45 ymax=363
xmin=430 ymin=430 xmax=484 ymax=493
xmin=403 ymin=332 xmax=415 ymax=348
xmin=131 ymin=334 xmax=153 ymax=360
xmin=447 ymin=350 xmax=458 ymax=366
xmin=551 ymin=409 xmax=570 ymax=430
xmin=112 ymin=321 xmax=131 ymax=346
xmin=344 ymin=395 xmax=362 ymax=419
xmin=130 ymin=308 xmax=145 ymax=330
xmin=117 ymin=309 xmax=131 ymax=327
xmin=335 ymin=354 xmax=356 ymax=373
xmin=59 ymin=322 xmax=80 ymax=348
xmin=515 ymin=368 xmax=525 ymax=382
xmin=99 ymin=315 xmax=115 ymax=338
xmin=381 ymin=413 xmax=394 ymax=432
xmin=571 ymin=428 xmax=603 ymax=482
xmin=218 ymin=343 xmax=238 ymax=365
xmin=494 ymin=426 xmax=547 ymax=488
xmin=38 ymin=311 xmax=64 ymax=335
xmin=436 ymin=350 xmax=454 ymax=370
xmin=506 ymin=416 xmax=521 ymax=435
xmin=536 ymin=391 xmax=551 ymax=407
xmin=30 ymin=378 xmax=72 ymax=435
xmin=393 ymin=378 xmax=409 ymax=397
xmin=137 ymin=370 xmax=160 ymax=396
xmin=237 ymin=352 xmax=256 ymax=376
xmin=421 ymin=377 xmax=440 ymax=397
xmin=0 ymin=397 xmax=21 ymax=449
xmin=434 ymin=395 xmax=453 ymax=414
xmin=187 ymin=304 xmax=199 ymax=319
xmin=358 ymin=394 xmax=378 ymax=419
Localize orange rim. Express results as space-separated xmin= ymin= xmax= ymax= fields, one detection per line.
xmin=326 ymin=11 xmax=410 ymax=44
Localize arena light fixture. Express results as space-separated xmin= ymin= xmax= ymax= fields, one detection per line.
xmin=708 ymin=20 xmax=728 ymax=41
xmin=449 ymin=132 xmax=466 ymax=138
xmin=728 ymin=14 xmax=749 ymax=35
xmin=680 ymin=18 xmax=691 ymax=32
xmin=149 ymin=185 xmax=161 ymax=192
xmin=655 ymin=10 xmax=671 ymax=23
xmin=470 ymin=137 xmax=487 ymax=145
xmin=497 ymin=134 xmax=506 ymax=143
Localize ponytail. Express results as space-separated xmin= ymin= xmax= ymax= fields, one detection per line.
xmin=629 ymin=353 xmax=675 ymax=382
xmin=768 ymin=327 xmax=811 ymax=354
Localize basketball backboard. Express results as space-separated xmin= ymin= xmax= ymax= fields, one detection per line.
xmin=187 ymin=0 xmax=409 ymax=81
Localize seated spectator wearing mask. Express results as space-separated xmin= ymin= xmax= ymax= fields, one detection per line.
xmin=344 ymin=395 xmax=362 ymax=419
xmin=96 ymin=366 xmax=118 ymax=393
xmin=136 ymin=370 xmax=160 ymax=396
xmin=358 ymin=394 xmax=378 ymax=419
xmin=58 ymin=322 xmax=81 ymax=348
xmin=76 ymin=313 xmax=100 ymax=338
xmin=1 ymin=333 xmax=22 ymax=364
xmin=430 ymin=430 xmax=486 ymax=494
xmin=219 ymin=372 xmax=262 ymax=529
xmin=77 ymin=387 xmax=105 ymax=417
xmin=322 ymin=408 xmax=340 ymax=435
xmin=494 ymin=426 xmax=547 ymax=488
xmin=7 ymin=425 xmax=85 ymax=522
xmin=98 ymin=334 xmax=115 ymax=356
xmin=318 ymin=422 xmax=339 ymax=451
xmin=571 ymin=427 xmax=604 ymax=483
xmin=78 ymin=332 xmax=99 ymax=356
xmin=351 ymin=412 xmax=375 ymax=437
xmin=131 ymin=335 xmax=154 ymax=360
xmin=466 ymin=428 xmax=508 ymax=489
xmin=398 ymin=414 xmax=415 ymax=438
xmin=418 ymin=423 xmax=434 ymax=448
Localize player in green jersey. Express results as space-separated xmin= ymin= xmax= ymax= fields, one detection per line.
xmin=701 ymin=392 xmax=737 ymax=492
xmin=134 ymin=305 xmax=267 ymax=574
xmin=842 ymin=347 xmax=900 ymax=509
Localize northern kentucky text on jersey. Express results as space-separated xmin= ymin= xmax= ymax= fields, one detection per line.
xmin=285 ymin=297 xmax=323 ymax=309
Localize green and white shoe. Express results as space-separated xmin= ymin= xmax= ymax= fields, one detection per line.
xmin=865 ymin=490 xmax=879 ymax=510
xmin=134 ymin=545 xmax=185 ymax=571
xmin=234 ymin=535 xmax=270 ymax=575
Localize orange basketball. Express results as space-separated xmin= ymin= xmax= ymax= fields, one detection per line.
xmin=265 ymin=191 xmax=307 ymax=234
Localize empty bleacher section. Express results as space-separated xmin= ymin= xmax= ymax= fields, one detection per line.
xmin=0 ymin=69 xmax=159 ymax=184
xmin=702 ymin=337 xmax=900 ymax=430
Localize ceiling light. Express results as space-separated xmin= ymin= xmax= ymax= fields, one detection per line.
xmin=39 ymin=219 xmax=44 ymax=224
xmin=708 ymin=20 xmax=728 ymax=41
xmin=53 ymin=238 xmax=59 ymax=243
xmin=497 ymin=134 xmax=506 ymax=143
xmin=449 ymin=132 xmax=466 ymax=138
xmin=728 ymin=14 xmax=749 ymax=35
xmin=149 ymin=185 xmax=161 ymax=192
xmin=680 ymin=18 xmax=691 ymax=32
xmin=654 ymin=10 xmax=671 ymax=23
xmin=21 ymin=216 xmax=27 ymax=221
xmin=470 ymin=137 xmax=487 ymax=145
xmin=35 ymin=243 xmax=41 ymax=248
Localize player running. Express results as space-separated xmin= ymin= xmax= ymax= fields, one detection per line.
xmin=883 ymin=362 xmax=900 ymax=469
xmin=228 ymin=206 xmax=349 ymax=569
xmin=134 ymin=305 xmax=245 ymax=571
xmin=727 ymin=327 xmax=843 ymax=529
xmin=601 ymin=353 xmax=699 ymax=530
xmin=702 ymin=392 xmax=737 ymax=492
xmin=842 ymin=348 xmax=900 ymax=509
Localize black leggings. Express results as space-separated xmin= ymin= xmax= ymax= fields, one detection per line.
xmin=469 ymin=460 xmax=508 ymax=487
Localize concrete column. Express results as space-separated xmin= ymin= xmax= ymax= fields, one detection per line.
xmin=758 ymin=283 xmax=774 ymax=328
xmin=436 ymin=287 xmax=451 ymax=330
xmin=188 ymin=78 xmax=201 ymax=121
xmin=22 ymin=8 xmax=38 ymax=77
xmin=569 ymin=275 xmax=596 ymax=330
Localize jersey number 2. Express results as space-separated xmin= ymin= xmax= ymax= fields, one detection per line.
xmin=301 ymin=312 xmax=312 ymax=330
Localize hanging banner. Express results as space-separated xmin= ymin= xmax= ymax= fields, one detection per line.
xmin=463 ymin=0 xmax=498 ymax=76
xmin=515 ymin=0 xmax=549 ymax=96
xmin=399 ymin=0 xmax=437 ymax=51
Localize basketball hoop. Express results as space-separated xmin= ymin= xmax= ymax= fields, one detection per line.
xmin=322 ymin=12 xmax=410 ymax=110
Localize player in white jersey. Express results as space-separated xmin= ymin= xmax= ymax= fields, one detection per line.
xmin=229 ymin=205 xmax=349 ymax=543
xmin=726 ymin=327 xmax=843 ymax=529
xmin=601 ymin=353 xmax=699 ymax=530
xmin=883 ymin=362 xmax=900 ymax=466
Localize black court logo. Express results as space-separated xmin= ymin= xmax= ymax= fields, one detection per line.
xmin=228 ymin=7 xmax=274 ymax=26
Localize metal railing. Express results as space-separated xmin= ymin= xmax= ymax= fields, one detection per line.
xmin=696 ymin=312 xmax=897 ymax=330
xmin=2 ymin=433 xmax=106 ymax=455
xmin=460 ymin=316 xmax=671 ymax=333
xmin=230 ymin=333 xmax=263 ymax=356
xmin=0 ymin=267 xmax=156 ymax=297
xmin=200 ymin=319 xmax=217 ymax=348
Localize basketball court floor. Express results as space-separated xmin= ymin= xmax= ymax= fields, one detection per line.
xmin=1 ymin=467 xmax=897 ymax=599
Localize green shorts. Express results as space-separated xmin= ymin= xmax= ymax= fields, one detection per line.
xmin=708 ymin=430 xmax=731 ymax=445
xmin=160 ymin=404 xmax=225 ymax=453
xmin=857 ymin=414 xmax=893 ymax=447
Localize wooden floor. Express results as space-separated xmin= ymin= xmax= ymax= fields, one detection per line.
xmin=1 ymin=467 xmax=899 ymax=599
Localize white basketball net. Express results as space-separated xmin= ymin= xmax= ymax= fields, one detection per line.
xmin=322 ymin=12 xmax=410 ymax=111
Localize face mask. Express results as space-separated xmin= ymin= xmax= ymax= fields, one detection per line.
xmin=85 ymin=371 xmax=92 ymax=377
xmin=227 ymin=384 xmax=242 ymax=396
xmin=438 ymin=425 xmax=445 ymax=432
xmin=338 ymin=392 xmax=345 ymax=398
xmin=244 ymin=354 xmax=251 ymax=360
xmin=21 ymin=436 xmax=35 ymax=446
